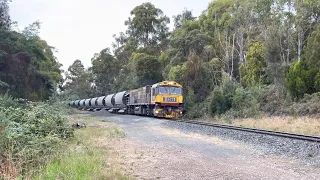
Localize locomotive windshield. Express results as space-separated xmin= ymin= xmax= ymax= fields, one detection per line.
xmin=158 ymin=86 xmax=182 ymax=95
xmin=171 ymin=87 xmax=181 ymax=94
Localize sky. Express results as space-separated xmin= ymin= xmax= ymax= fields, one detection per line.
xmin=9 ymin=0 xmax=211 ymax=71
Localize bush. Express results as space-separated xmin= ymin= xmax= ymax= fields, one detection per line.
xmin=230 ymin=86 xmax=267 ymax=118
xmin=0 ymin=102 xmax=74 ymax=178
xmin=232 ymin=88 xmax=258 ymax=117
xmin=259 ymin=85 xmax=287 ymax=114
xmin=210 ymin=89 xmax=229 ymax=115
xmin=283 ymin=92 xmax=320 ymax=115
xmin=286 ymin=61 xmax=318 ymax=100
xmin=314 ymin=72 xmax=320 ymax=92
xmin=209 ymin=76 xmax=238 ymax=116
xmin=0 ymin=93 xmax=29 ymax=109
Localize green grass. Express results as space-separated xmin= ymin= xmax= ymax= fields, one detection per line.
xmin=108 ymin=128 xmax=127 ymax=138
xmin=34 ymin=117 xmax=129 ymax=180
xmin=34 ymin=148 xmax=105 ymax=180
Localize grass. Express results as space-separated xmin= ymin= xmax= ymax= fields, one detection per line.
xmin=34 ymin=148 xmax=106 ymax=180
xmin=34 ymin=115 xmax=129 ymax=180
xmin=230 ymin=116 xmax=320 ymax=135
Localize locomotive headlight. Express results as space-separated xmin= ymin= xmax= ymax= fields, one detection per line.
xmin=180 ymin=111 xmax=183 ymax=114
xmin=155 ymin=110 xmax=159 ymax=114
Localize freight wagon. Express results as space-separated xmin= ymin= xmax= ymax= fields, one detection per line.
xmin=69 ymin=80 xmax=183 ymax=119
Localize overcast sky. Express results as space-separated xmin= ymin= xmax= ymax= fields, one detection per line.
xmin=10 ymin=0 xmax=211 ymax=71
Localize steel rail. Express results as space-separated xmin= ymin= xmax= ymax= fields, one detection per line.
xmin=173 ymin=119 xmax=320 ymax=142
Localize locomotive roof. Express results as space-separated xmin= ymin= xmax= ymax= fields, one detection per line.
xmin=152 ymin=80 xmax=182 ymax=88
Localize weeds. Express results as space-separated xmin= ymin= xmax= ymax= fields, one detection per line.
xmin=0 ymin=95 xmax=74 ymax=179
xmin=109 ymin=128 xmax=127 ymax=138
xmin=35 ymin=116 xmax=129 ymax=180
xmin=34 ymin=148 xmax=106 ymax=180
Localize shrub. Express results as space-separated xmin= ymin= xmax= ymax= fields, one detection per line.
xmin=314 ymin=72 xmax=320 ymax=92
xmin=286 ymin=61 xmax=311 ymax=100
xmin=0 ymin=103 xmax=73 ymax=177
xmin=230 ymin=86 xmax=267 ymax=118
xmin=209 ymin=76 xmax=238 ymax=116
xmin=240 ymin=42 xmax=267 ymax=88
xmin=210 ymin=88 xmax=229 ymax=115
xmin=0 ymin=93 xmax=29 ymax=109
xmin=283 ymin=92 xmax=320 ymax=115
xmin=183 ymin=88 xmax=203 ymax=119
xmin=260 ymin=85 xmax=286 ymax=114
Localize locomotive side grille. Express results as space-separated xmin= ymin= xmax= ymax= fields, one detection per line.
xmin=163 ymin=97 xmax=176 ymax=102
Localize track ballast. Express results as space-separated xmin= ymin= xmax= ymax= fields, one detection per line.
xmin=172 ymin=119 xmax=320 ymax=142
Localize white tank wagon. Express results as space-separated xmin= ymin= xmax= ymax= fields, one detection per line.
xmin=79 ymin=99 xmax=86 ymax=108
xmin=90 ymin=97 xmax=98 ymax=108
xmin=84 ymin=99 xmax=91 ymax=108
xmin=105 ymin=94 xmax=115 ymax=111
xmin=75 ymin=100 xmax=81 ymax=107
xmin=68 ymin=101 xmax=74 ymax=107
xmin=71 ymin=100 xmax=76 ymax=107
xmin=114 ymin=91 xmax=129 ymax=113
xmin=95 ymin=96 xmax=107 ymax=110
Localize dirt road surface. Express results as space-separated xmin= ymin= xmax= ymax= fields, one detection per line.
xmin=90 ymin=111 xmax=320 ymax=180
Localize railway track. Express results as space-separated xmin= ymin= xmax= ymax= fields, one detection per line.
xmin=173 ymin=119 xmax=320 ymax=142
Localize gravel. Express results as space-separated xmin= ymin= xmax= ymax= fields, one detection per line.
xmin=160 ymin=120 xmax=320 ymax=165
xmin=87 ymin=111 xmax=320 ymax=179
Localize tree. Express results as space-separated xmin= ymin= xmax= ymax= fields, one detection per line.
xmin=0 ymin=19 xmax=62 ymax=100
xmin=286 ymin=61 xmax=311 ymax=100
xmin=64 ymin=60 xmax=96 ymax=98
xmin=240 ymin=42 xmax=267 ymax=87
xmin=132 ymin=53 xmax=162 ymax=86
xmin=125 ymin=2 xmax=170 ymax=49
xmin=91 ymin=48 xmax=119 ymax=95
xmin=303 ymin=25 xmax=320 ymax=71
xmin=173 ymin=9 xmax=196 ymax=29
xmin=0 ymin=0 xmax=11 ymax=29
xmin=181 ymin=53 xmax=211 ymax=102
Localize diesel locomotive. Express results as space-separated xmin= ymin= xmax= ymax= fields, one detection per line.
xmin=69 ymin=80 xmax=183 ymax=119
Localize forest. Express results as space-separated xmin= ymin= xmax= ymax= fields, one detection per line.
xmin=1 ymin=0 xmax=320 ymax=119
xmin=0 ymin=0 xmax=320 ymax=178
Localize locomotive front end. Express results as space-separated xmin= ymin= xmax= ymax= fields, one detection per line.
xmin=152 ymin=81 xmax=183 ymax=119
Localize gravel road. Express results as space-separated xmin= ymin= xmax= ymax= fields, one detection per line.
xmin=90 ymin=110 xmax=320 ymax=180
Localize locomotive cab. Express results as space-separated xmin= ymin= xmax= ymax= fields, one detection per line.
xmin=151 ymin=81 xmax=183 ymax=119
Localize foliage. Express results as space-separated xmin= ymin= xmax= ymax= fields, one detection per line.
xmin=132 ymin=53 xmax=163 ymax=86
xmin=173 ymin=9 xmax=196 ymax=29
xmin=230 ymin=86 xmax=266 ymax=118
xmin=286 ymin=61 xmax=313 ymax=100
xmin=283 ymin=92 xmax=320 ymax=115
xmin=315 ymin=72 xmax=320 ymax=92
xmin=125 ymin=2 xmax=170 ymax=48
xmin=210 ymin=75 xmax=239 ymax=116
xmin=183 ymin=88 xmax=195 ymax=114
xmin=240 ymin=42 xmax=266 ymax=87
xmin=0 ymin=0 xmax=11 ymax=29
xmin=0 ymin=96 xmax=73 ymax=178
xmin=168 ymin=64 xmax=185 ymax=83
xmin=0 ymin=22 xmax=63 ymax=100
xmin=91 ymin=48 xmax=119 ymax=95
xmin=259 ymin=85 xmax=287 ymax=114
xmin=64 ymin=60 xmax=96 ymax=98
xmin=181 ymin=53 xmax=212 ymax=102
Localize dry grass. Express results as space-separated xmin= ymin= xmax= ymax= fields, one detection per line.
xmin=229 ymin=116 xmax=320 ymax=135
